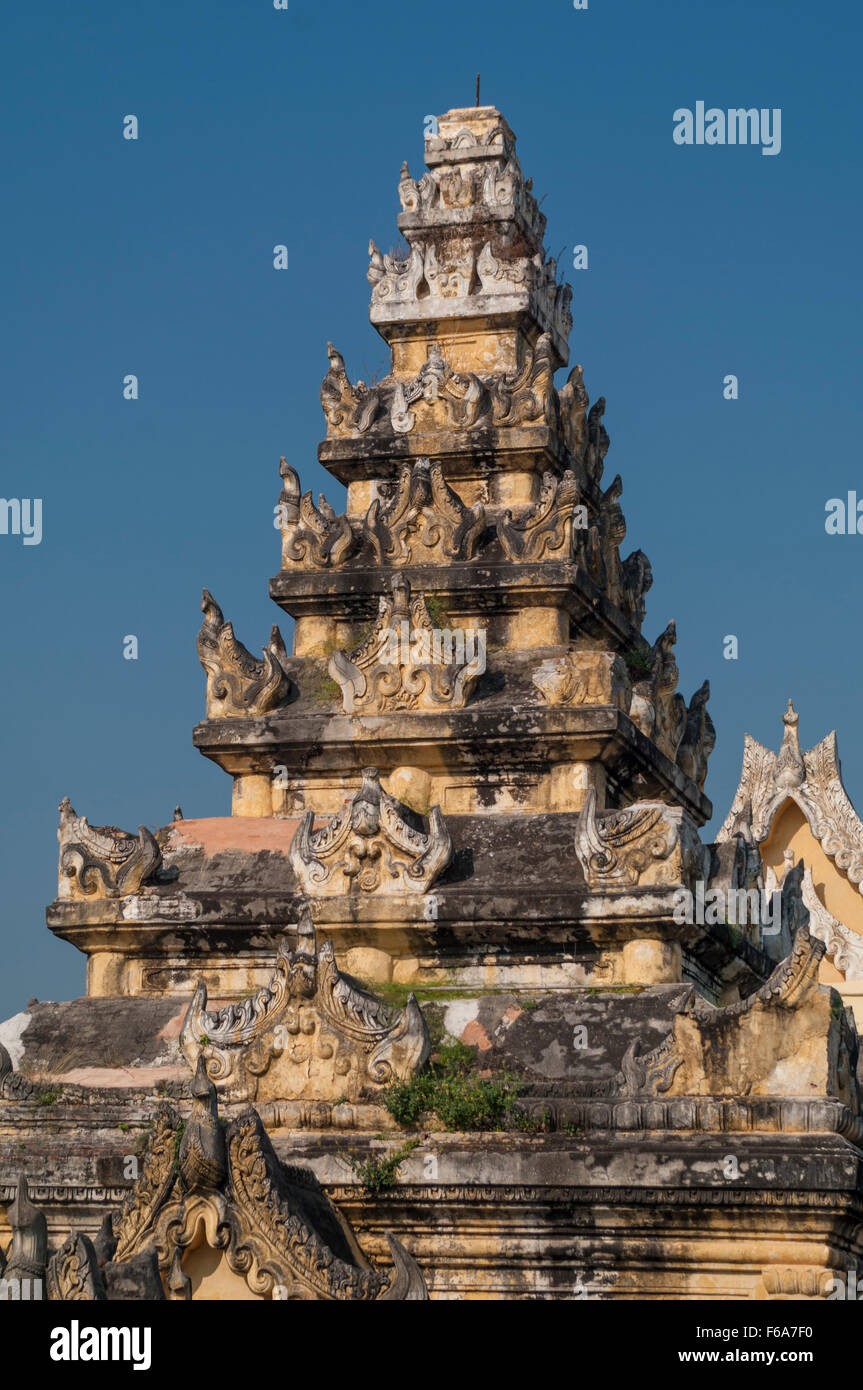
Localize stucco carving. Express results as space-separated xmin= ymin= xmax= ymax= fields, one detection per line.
xmin=489 ymin=333 xmax=557 ymax=428
xmin=91 ymin=1064 xmax=428 ymax=1302
xmin=367 ymin=240 xmax=428 ymax=303
xmin=801 ymin=867 xmax=863 ymax=979
xmin=47 ymin=1233 xmax=105 ymax=1301
xmin=719 ymin=701 xmax=863 ymax=895
xmin=532 ymin=651 xmax=631 ymax=711
xmin=329 ymin=577 xmax=483 ymax=715
xmin=617 ymin=928 xmax=859 ymax=1105
xmin=676 ymin=681 xmax=716 ymax=793
xmin=574 ymin=787 xmax=700 ymax=888
xmin=57 ymin=798 xmax=168 ymax=900
xmin=289 ymin=767 xmax=453 ymax=895
xmin=367 ymin=235 xmax=571 ymax=343
xmin=400 ymin=130 xmax=547 ymax=247
xmin=582 ymin=478 xmax=654 ymax=631
xmin=363 ymin=457 xmax=485 ymax=565
xmin=629 ymin=622 xmax=688 ymax=762
xmin=497 ymin=468 xmax=582 ymax=562
xmin=276 ymin=458 xmax=356 ymax=569
xmin=197 ymin=589 xmax=292 ymax=718
xmin=2 ymin=1176 xmax=48 ymax=1287
xmin=617 ymin=1035 xmax=685 ymax=1098
xmin=180 ymin=901 xmax=430 ymax=1103
xmin=320 ymin=335 xmax=559 ymax=440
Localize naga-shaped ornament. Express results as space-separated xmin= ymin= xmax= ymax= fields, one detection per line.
xmin=180 ymin=900 xmax=430 ymax=1105
xmin=197 ymin=589 xmax=292 ymax=718
xmin=629 ymin=621 xmax=688 ymax=762
xmin=57 ymin=797 xmax=168 ymax=899
xmin=497 ymin=469 xmax=584 ymax=562
xmin=329 ymin=576 xmax=485 ymax=714
xmin=574 ymin=787 xmax=699 ymax=888
xmin=276 ymin=458 xmax=356 ymax=569
xmin=290 ymin=767 xmax=453 ymax=896
xmin=363 ymin=457 xmax=485 ymax=565
xmin=490 ymin=332 xmax=558 ymax=428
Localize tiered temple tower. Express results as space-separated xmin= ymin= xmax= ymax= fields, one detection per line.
xmin=3 ymin=105 xmax=863 ymax=1301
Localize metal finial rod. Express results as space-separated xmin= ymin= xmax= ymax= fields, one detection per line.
xmin=476 ymin=73 xmax=480 ymax=107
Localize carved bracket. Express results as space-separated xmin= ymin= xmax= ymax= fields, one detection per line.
xmin=289 ymin=767 xmax=453 ymax=895
xmin=276 ymin=458 xmax=356 ymax=569
xmin=363 ymin=457 xmax=485 ymax=565
xmin=329 ymin=577 xmax=484 ymax=715
xmin=57 ymin=798 xmax=171 ymax=900
xmin=197 ymin=589 xmax=292 ymax=718
xmin=180 ymin=901 xmax=430 ymax=1104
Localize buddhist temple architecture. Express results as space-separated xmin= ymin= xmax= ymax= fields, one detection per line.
xmin=721 ymin=700 xmax=863 ymax=1027
xmin=2 ymin=104 xmax=863 ymax=1301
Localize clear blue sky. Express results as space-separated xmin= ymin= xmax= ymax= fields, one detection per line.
xmin=2 ymin=0 xmax=861 ymax=1018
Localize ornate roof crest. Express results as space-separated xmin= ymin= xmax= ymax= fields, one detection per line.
xmin=57 ymin=798 xmax=172 ymax=900
xmin=329 ymin=577 xmax=484 ymax=715
xmin=44 ymin=1068 xmax=428 ymax=1302
xmin=719 ymin=700 xmax=863 ymax=893
xmin=180 ymin=901 xmax=430 ymax=1103
xmin=289 ymin=767 xmax=453 ymax=895
xmin=197 ymin=588 xmax=293 ymax=718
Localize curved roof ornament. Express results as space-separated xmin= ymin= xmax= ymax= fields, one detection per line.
xmin=719 ymin=700 xmax=863 ymax=894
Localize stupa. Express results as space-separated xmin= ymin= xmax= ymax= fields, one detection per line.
xmin=2 ymin=104 xmax=862 ymax=1301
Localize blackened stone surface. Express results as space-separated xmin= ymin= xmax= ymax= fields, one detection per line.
xmin=8 ymin=998 xmax=185 ymax=1077
xmin=103 ymin=1250 xmax=165 ymax=1300
xmin=430 ymin=986 xmax=691 ymax=1089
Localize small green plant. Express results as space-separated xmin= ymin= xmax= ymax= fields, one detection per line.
xmin=510 ymin=1107 xmax=553 ymax=1134
xmin=349 ymin=619 xmax=375 ymax=649
xmin=35 ymin=1088 xmax=62 ymax=1107
xmin=303 ymin=650 xmax=342 ymax=703
xmin=383 ymin=1038 xmax=525 ymax=1132
xmin=624 ymin=645 xmax=654 ymax=679
xmin=345 ymin=1138 xmax=420 ymax=1194
xmin=584 ymin=985 xmax=645 ymax=995
xmin=332 ymin=1094 xmax=349 ymax=1108
xmin=199 ymin=1034 xmax=210 ymax=1045
xmin=310 ymin=673 xmax=341 ymax=701
xmin=117 ymin=1122 xmax=130 ymax=1133
xmin=423 ymin=595 xmax=447 ymax=628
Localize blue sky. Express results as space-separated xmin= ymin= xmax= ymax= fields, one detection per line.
xmin=1 ymin=0 xmax=861 ymax=1018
